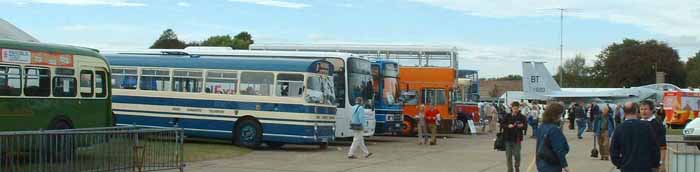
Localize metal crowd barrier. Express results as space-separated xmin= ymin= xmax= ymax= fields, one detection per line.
xmin=667 ymin=140 xmax=700 ymax=172
xmin=0 ymin=126 xmax=184 ymax=172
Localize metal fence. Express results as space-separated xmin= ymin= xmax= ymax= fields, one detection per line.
xmin=0 ymin=126 xmax=184 ymax=172
xmin=667 ymin=140 xmax=700 ymax=172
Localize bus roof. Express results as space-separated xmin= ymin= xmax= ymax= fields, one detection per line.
xmin=104 ymin=53 xmax=334 ymax=73
xmin=0 ymin=39 xmax=103 ymax=59
xmin=103 ymin=48 xmax=360 ymax=59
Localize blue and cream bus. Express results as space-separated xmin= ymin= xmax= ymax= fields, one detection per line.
xmin=371 ymin=60 xmax=403 ymax=135
xmin=247 ymin=47 xmax=376 ymax=138
xmin=104 ymin=50 xmax=336 ymax=148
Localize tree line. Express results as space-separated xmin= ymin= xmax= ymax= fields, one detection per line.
xmin=149 ymin=29 xmax=254 ymax=50
xmin=554 ymin=39 xmax=693 ymax=88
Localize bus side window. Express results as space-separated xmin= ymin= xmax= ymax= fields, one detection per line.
xmin=140 ymin=68 xmax=170 ymax=91
xmin=53 ymin=68 xmax=77 ymax=97
xmin=172 ymin=70 xmax=203 ymax=93
xmin=111 ymin=68 xmax=138 ymax=89
xmin=95 ymin=71 xmax=107 ymax=97
xmin=0 ymin=65 xmax=22 ymax=96
xmin=205 ymin=71 xmax=238 ymax=95
xmin=276 ymin=73 xmax=303 ymax=97
xmin=240 ymin=72 xmax=273 ymax=96
xmin=24 ymin=67 xmax=50 ymax=97
xmin=80 ymin=70 xmax=94 ymax=97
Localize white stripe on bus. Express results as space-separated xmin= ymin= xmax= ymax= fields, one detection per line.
xmin=114 ymin=103 xmax=336 ymax=122
xmin=114 ymin=110 xmax=335 ymax=126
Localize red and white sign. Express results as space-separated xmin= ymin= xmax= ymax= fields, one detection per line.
xmin=0 ymin=48 xmax=74 ymax=67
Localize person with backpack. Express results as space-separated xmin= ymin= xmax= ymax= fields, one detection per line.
xmin=536 ymin=102 xmax=570 ymax=172
xmin=347 ymin=97 xmax=373 ymax=159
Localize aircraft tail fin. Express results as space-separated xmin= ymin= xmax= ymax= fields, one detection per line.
xmin=522 ymin=61 xmax=561 ymax=95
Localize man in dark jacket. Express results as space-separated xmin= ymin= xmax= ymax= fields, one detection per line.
xmin=588 ymin=102 xmax=601 ymax=132
xmin=574 ymin=101 xmax=587 ymax=139
xmin=641 ymin=100 xmax=667 ymax=172
xmin=501 ymin=102 xmax=528 ymax=172
xmin=610 ymin=102 xmax=661 ymax=172
xmin=567 ymin=104 xmax=576 ymax=130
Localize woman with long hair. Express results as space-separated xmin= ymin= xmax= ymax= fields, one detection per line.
xmin=535 ymin=103 xmax=570 ymax=172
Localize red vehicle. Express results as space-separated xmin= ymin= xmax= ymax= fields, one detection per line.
xmin=663 ymin=90 xmax=700 ymax=129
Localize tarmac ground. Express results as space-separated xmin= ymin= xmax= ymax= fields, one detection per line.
xmin=172 ymin=124 xmax=679 ymax=172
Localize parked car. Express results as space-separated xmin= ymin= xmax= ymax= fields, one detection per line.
xmin=682 ymin=118 xmax=700 ymax=150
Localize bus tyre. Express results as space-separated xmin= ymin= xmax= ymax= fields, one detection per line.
xmin=319 ymin=142 xmax=328 ymax=150
xmin=235 ymin=119 xmax=262 ymax=148
xmin=266 ymin=142 xmax=285 ymax=149
xmin=47 ymin=120 xmax=75 ymax=162
xmin=401 ymin=118 xmax=416 ymax=137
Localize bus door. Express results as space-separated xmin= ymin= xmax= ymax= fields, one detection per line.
xmin=78 ymin=66 xmax=108 ymax=127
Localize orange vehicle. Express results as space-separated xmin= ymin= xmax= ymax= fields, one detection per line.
xmin=399 ymin=67 xmax=456 ymax=135
xmin=663 ymin=90 xmax=700 ymax=129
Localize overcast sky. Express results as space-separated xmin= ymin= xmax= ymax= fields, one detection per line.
xmin=3 ymin=0 xmax=699 ymax=77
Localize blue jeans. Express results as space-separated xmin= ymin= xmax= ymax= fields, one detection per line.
xmin=576 ymin=118 xmax=587 ymax=138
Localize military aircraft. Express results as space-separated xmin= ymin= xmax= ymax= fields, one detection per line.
xmin=521 ymin=61 xmax=680 ymax=104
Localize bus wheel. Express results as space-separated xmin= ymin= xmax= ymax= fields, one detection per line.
xmin=47 ymin=119 xmax=75 ymax=162
xmin=266 ymin=142 xmax=285 ymax=149
xmin=319 ymin=142 xmax=329 ymax=150
xmin=234 ymin=119 xmax=262 ymax=148
xmin=671 ymin=124 xmax=681 ymax=129
xmin=401 ymin=118 xmax=416 ymax=136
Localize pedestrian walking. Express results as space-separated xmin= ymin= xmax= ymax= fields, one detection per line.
xmin=535 ymin=103 xmax=570 ymax=172
xmin=347 ymin=97 xmax=373 ymax=159
xmin=501 ymin=102 xmax=527 ymax=172
xmin=595 ymin=104 xmax=615 ymax=160
xmin=610 ymin=102 xmax=660 ymax=172
xmin=416 ymin=104 xmax=428 ymax=145
xmin=528 ymin=104 xmax=540 ymax=138
xmin=425 ymin=103 xmax=441 ymax=145
xmin=567 ymin=104 xmax=575 ymax=130
xmin=488 ymin=103 xmax=499 ymax=134
xmin=641 ymin=100 xmax=667 ymax=172
xmin=587 ymin=102 xmax=600 ymax=132
xmin=574 ymin=101 xmax=587 ymax=139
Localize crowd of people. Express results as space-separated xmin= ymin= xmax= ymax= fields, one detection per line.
xmin=494 ymin=100 xmax=668 ymax=172
xmin=346 ymin=96 xmax=668 ymax=172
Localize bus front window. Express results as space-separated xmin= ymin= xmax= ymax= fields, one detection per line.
xmin=423 ymin=89 xmax=447 ymax=105
xmin=348 ymin=58 xmax=372 ymax=106
xmin=382 ymin=63 xmax=399 ymax=105
xmin=401 ymin=90 xmax=418 ymax=105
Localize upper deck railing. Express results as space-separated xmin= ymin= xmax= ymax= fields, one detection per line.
xmin=250 ymin=44 xmax=459 ymax=69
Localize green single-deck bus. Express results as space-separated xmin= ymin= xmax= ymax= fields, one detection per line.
xmin=0 ymin=39 xmax=113 ymax=131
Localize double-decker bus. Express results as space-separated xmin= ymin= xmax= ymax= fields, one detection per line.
xmin=399 ymin=67 xmax=456 ymax=136
xmin=371 ymin=60 xmax=403 ymax=135
xmin=0 ymin=39 xmax=113 ymax=131
xmin=663 ymin=90 xmax=700 ymax=129
xmin=105 ymin=49 xmax=337 ymax=148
